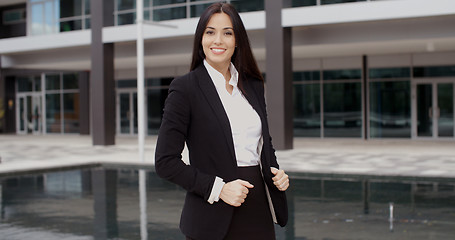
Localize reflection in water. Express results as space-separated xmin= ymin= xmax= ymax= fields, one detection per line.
xmin=1 ymin=168 xmax=455 ymax=239
xmin=139 ymin=169 xmax=148 ymax=240
xmin=389 ymin=202 xmax=394 ymax=232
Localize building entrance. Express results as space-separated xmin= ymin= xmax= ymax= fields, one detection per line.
xmin=414 ymin=80 xmax=454 ymax=139
xmin=16 ymin=93 xmax=43 ymax=134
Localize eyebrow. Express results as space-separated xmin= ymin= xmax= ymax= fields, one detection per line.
xmin=206 ymin=26 xmax=234 ymax=30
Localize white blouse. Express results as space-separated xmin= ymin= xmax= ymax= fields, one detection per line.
xmin=203 ymin=60 xmax=262 ymax=204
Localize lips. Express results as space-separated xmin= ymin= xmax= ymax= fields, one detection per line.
xmin=211 ymin=48 xmax=226 ymax=54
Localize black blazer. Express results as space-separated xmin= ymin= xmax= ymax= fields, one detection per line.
xmin=155 ymin=64 xmax=288 ymax=240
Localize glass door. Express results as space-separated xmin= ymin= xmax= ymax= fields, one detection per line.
xmin=16 ymin=94 xmax=43 ymax=134
xmin=438 ymin=83 xmax=454 ymax=137
xmin=415 ymin=82 xmax=454 ymax=138
xmin=31 ymin=95 xmax=43 ymax=134
xmin=17 ymin=96 xmax=26 ymax=134
xmin=117 ymin=91 xmax=138 ymax=135
xmin=416 ymin=83 xmax=433 ymax=137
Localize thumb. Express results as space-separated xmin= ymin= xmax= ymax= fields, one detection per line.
xmin=238 ymin=180 xmax=254 ymax=188
xmin=271 ymin=167 xmax=279 ymax=175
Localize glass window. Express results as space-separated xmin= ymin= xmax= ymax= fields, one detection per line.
xmin=17 ymin=77 xmax=33 ymax=92
xmin=64 ymin=93 xmax=80 ymax=133
xmin=321 ymin=0 xmax=367 ymax=5
xmin=294 ymin=84 xmax=321 ymax=137
xmin=63 ymin=73 xmax=79 ymax=89
xmin=60 ymin=0 xmax=82 ymax=18
xmin=118 ymin=0 xmax=136 ymax=11
xmin=3 ymin=9 xmax=26 ymax=24
xmin=60 ymin=19 xmax=83 ymax=31
xmin=153 ymin=6 xmax=186 ymax=21
xmin=191 ymin=3 xmax=212 ymax=18
xmin=284 ymin=0 xmax=317 ymax=8
xmin=117 ymin=12 xmax=136 ymax=25
xmin=144 ymin=9 xmax=151 ymax=20
xmin=59 ymin=0 xmax=89 ymax=31
xmin=147 ymin=78 xmax=173 ymax=87
xmin=323 ymin=69 xmax=361 ymax=81
xmin=84 ymin=0 xmax=90 ymax=14
xmin=46 ymin=74 xmax=61 ymax=90
xmin=34 ymin=76 xmax=42 ymax=91
xmin=31 ymin=3 xmax=44 ymax=35
xmin=293 ymin=71 xmax=320 ymax=82
xmin=231 ymin=0 xmax=264 ymax=13
xmin=323 ymin=82 xmax=362 ymax=137
xmin=117 ymin=80 xmax=137 ymax=88
xmin=85 ymin=18 xmax=91 ymax=29
xmin=154 ymin=0 xmax=186 ymax=6
xmin=369 ymin=67 xmax=410 ymax=79
xmin=44 ymin=0 xmax=59 ymax=34
xmin=46 ymin=93 xmax=62 ymax=133
xmin=369 ymin=81 xmax=411 ymax=138
xmin=413 ymin=66 xmax=455 ymax=78
xmin=147 ymin=88 xmax=168 ymax=134
xmin=119 ymin=93 xmax=131 ymax=134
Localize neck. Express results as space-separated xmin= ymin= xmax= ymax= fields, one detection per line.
xmin=211 ymin=61 xmax=231 ymax=82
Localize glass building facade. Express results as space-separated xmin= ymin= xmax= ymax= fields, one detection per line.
xmin=1 ymin=0 xmax=454 ymax=141
xmin=24 ymin=0 xmax=382 ymax=34
xmin=293 ymin=65 xmax=455 ymax=138
xmin=15 ymin=73 xmax=80 ymax=134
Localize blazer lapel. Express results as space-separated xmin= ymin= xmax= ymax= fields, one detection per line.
xmin=195 ymin=65 xmax=237 ymax=164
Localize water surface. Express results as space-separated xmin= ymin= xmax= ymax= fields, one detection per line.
xmin=1 ymin=167 xmax=454 ymax=239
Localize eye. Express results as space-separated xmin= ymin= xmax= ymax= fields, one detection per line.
xmin=205 ymin=30 xmax=214 ymax=35
xmin=224 ymin=31 xmax=233 ymax=36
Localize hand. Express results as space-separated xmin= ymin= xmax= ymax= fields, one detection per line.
xmin=220 ymin=179 xmax=254 ymax=207
xmin=271 ymin=167 xmax=289 ymax=191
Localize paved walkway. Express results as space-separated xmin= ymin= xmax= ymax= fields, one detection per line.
xmin=0 ymin=134 xmax=454 ymax=178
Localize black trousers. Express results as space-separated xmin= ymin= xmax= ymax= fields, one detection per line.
xmin=187 ymin=165 xmax=275 ymax=240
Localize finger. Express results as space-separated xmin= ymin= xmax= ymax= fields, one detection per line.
xmin=238 ymin=180 xmax=254 ymax=188
xmin=240 ymin=192 xmax=247 ymax=199
xmin=279 ymin=179 xmax=289 ymax=190
xmin=242 ymin=188 xmax=249 ymax=195
xmin=272 ymin=170 xmax=284 ymax=181
xmin=274 ymin=174 xmax=289 ymax=186
xmin=279 ymin=179 xmax=290 ymax=191
xmin=270 ymin=167 xmax=278 ymax=175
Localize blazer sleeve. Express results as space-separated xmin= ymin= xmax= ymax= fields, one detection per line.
xmin=155 ymin=76 xmax=215 ymax=201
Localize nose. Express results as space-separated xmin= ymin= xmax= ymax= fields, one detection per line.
xmin=214 ymin=32 xmax=222 ymax=45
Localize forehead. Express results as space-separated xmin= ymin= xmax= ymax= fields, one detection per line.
xmin=206 ymin=13 xmax=233 ymax=28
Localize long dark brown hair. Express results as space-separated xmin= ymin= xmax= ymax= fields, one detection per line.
xmin=190 ymin=3 xmax=264 ymax=90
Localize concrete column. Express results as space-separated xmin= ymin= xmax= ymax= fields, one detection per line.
xmin=90 ymin=0 xmax=115 ymax=145
xmin=79 ymin=71 xmax=90 ymax=135
xmin=265 ymin=0 xmax=294 ymax=150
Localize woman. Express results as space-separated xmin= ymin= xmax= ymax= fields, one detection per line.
xmin=155 ymin=3 xmax=289 ymax=240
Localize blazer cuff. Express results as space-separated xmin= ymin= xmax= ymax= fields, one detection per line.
xmin=208 ymin=176 xmax=225 ymax=204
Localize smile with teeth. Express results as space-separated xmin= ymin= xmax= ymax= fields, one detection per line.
xmin=211 ymin=48 xmax=226 ymax=54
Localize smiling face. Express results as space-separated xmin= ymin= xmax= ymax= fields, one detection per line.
xmin=202 ymin=12 xmax=236 ymax=73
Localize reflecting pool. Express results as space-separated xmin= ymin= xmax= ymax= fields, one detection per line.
xmin=1 ymin=167 xmax=455 ymax=239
